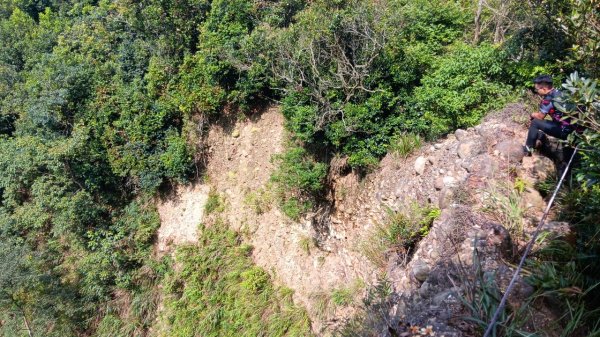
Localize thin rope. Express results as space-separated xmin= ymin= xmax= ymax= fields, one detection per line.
xmin=482 ymin=145 xmax=579 ymax=337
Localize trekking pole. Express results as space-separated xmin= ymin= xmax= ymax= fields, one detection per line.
xmin=482 ymin=145 xmax=579 ymax=337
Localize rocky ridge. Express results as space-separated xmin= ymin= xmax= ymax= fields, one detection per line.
xmin=156 ymin=103 xmax=567 ymax=336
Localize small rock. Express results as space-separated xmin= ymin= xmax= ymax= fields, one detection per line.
xmin=477 ymin=125 xmax=498 ymax=142
xmin=467 ymin=228 xmax=488 ymax=240
xmin=434 ymin=143 xmax=444 ymax=149
xmin=485 ymin=222 xmax=514 ymax=259
xmin=232 ymin=129 xmax=240 ymax=138
xmin=433 ymin=288 xmax=460 ymax=305
xmin=415 ymin=156 xmax=428 ymax=175
xmin=419 ymin=281 xmax=431 ymax=297
xmin=457 ymin=250 xmax=473 ymax=265
xmin=455 ymin=129 xmax=468 ymax=141
xmin=412 ymin=261 xmax=431 ymax=282
xmin=461 ymin=160 xmax=473 ymax=172
xmin=434 ymin=177 xmax=445 ymax=190
xmin=469 ymin=154 xmax=496 ymax=178
xmin=439 ymin=188 xmax=453 ymax=209
xmin=395 ymin=188 xmax=404 ymax=198
xmin=545 ymin=221 xmax=571 ymax=236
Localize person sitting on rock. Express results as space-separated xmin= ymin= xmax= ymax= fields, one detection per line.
xmin=523 ymin=75 xmax=575 ymax=156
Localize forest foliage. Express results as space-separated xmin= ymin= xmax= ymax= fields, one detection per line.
xmin=0 ymin=0 xmax=598 ymax=336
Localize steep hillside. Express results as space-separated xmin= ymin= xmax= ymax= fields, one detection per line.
xmin=1 ymin=1 xmax=597 ymax=336
xmin=155 ymin=103 xmax=573 ymax=336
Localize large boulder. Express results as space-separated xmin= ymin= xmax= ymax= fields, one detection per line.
xmin=454 ymin=129 xmax=468 ymax=141
xmin=521 ymin=187 xmax=545 ymax=212
xmin=463 ymin=154 xmax=497 ymax=177
xmin=495 ymin=140 xmax=525 ymax=163
xmin=531 ymin=156 xmax=555 ymax=181
xmin=457 ymin=139 xmax=484 ymax=159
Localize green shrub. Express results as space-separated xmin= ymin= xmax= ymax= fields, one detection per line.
xmin=281 ymin=197 xmax=310 ymax=222
xmin=412 ymin=43 xmax=511 ymax=137
xmin=271 ymin=145 xmax=327 ymax=220
xmin=271 ymin=146 xmax=328 ymax=195
xmin=273 ymin=0 xmax=470 ymax=169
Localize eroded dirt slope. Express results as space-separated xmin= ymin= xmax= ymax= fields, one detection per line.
xmin=156 ymin=184 xmax=210 ymax=255
xmin=203 ymin=107 xmax=376 ymax=330
xmin=155 ymin=103 xmax=565 ymax=336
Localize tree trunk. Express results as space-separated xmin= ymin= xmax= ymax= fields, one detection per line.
xmin=473 ymin=0 xmax=485 ymax=44
xmin=494 ymin=0 xmax=507 ymax=44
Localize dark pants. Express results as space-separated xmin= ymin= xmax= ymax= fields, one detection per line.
xmin=527 ymin=119 xmax=578 ymax=180
xmin=526 ymin=119 xmax=569 ymax=148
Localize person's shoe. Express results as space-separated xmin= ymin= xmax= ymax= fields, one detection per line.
xmin=523 ymin=145 xmax=533 ymax=157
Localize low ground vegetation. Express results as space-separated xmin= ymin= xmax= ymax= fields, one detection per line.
xmin=360 ymin=203 xmax=440 ymax=268
xmin=158 ymin=220 xmax=312 ymax=337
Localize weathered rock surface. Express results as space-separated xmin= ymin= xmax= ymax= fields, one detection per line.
xmin=414 ymin=156 xmax=428 ymax=175
xmin=496 ymin=139 xmax=526 ymax=163
xmin=412 ymin=260 xmax=431 ymax=282
xmin=457 ymin=139 xmax=483 ymax=159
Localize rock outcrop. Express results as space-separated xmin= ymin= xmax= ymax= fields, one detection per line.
xmin=156 ymin=103 xmax=568 ymax=336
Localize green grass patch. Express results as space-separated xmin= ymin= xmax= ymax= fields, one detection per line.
xmin=299 ymin=235 xmax=315 ymax=255
xmin=389 ymin=133 xmax=422 ymax=159
xmin=158 ymin=221 xmax=312 ymax=337
xmin=360 ymin=203 xmax=440 ymax=268
xmin=481 ymin=180 xmax=526 ymax=237
xmin=244 ymin=185 xmax=275 ymax=215
xmin=204 ymin=189 xmax=225 ymax=215
xmin=281 ymin=198 xmax=311 ymax=222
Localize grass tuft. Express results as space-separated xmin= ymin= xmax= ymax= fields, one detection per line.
xmin=389 ymin=133 xmax=422 ymax=159
xmin=204 ymin=189 xmax=225 ymax=214
xmin=360 ymin=203 xmax=440 ymax=268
